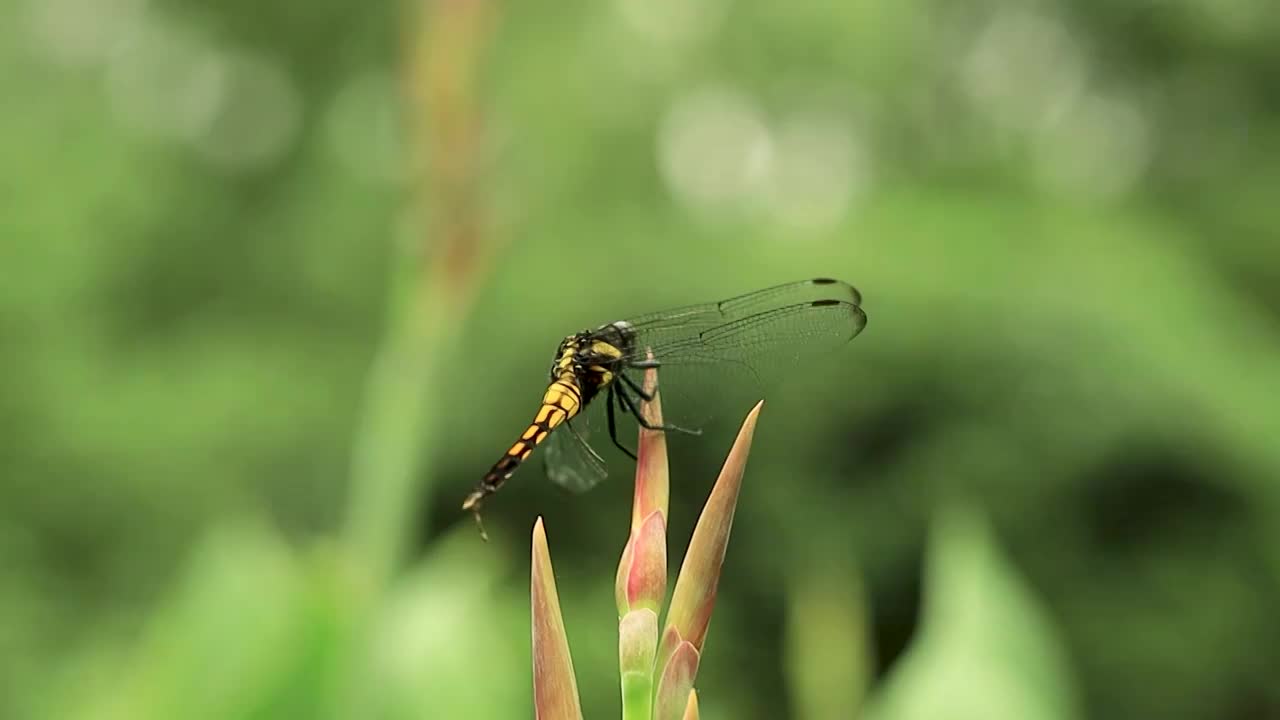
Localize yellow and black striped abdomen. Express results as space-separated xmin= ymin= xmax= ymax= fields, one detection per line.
xmin=462 ymin=378 xmax=583 ymax=512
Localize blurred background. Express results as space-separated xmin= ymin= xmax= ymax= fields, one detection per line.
xmin=4 ymin=0 xmax=1279 ymax=718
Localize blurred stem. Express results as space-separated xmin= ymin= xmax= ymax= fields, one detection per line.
xmin=334 ymin=3 xmax=496 ymax=719
xmin=343 ymin=0 xmax=496 ymax=597
xmin=621 ymin=675 xmax=654 ymax=720
xmin=343 ymin=287 xmax=451 ymax=594
xmin=784 ymin=567 xmax=872 ymax=720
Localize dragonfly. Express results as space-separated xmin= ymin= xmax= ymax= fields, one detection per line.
xmin=461 ymin=278 xmax=867 ymax=530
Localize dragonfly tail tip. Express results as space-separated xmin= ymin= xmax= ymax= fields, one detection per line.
xmin=462 ymin=491 xmax=490 ymax=541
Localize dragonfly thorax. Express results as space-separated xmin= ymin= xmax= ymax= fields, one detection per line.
xmin=549 ymin=323 xmax=636 ymax=405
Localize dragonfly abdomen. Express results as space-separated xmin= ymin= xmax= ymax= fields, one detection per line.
xmin=462 ymin=379 xmax=584 ymax=512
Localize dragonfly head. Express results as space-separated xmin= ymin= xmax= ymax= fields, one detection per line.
xmin=599 ymin=320 xmax=637 ymax=357
xmin=571 ymin=321 xmax=634 ymax=369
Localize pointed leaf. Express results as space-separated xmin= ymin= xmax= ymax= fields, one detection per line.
xmin=665 ymin=401 xmax=761 ymax=654
xmin=682 ymin=690 xmax=700 ymax=720
xmin=615 ymin=534 xmax=636 ymax=615
xmin=655 ymin=624 xmax=683 ymax=681
xmin=531 ymin=518 xmax=584 ymax=720
xmin=616 ymin=510 xmax=668 ymax=615
xmin=618 ymin=609 xmax=659 ymax=677
xmin=632 ymin=364 xmax=669 ymax=530
xmin=618 ymin=364 xmax=670 ymax=616
xmin=653 ymin=639 xmax=700 ymax=720
xmin=863 ymin=505 xmax=1081 ymax=720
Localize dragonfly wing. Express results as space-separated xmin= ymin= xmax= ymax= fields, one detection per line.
xmin=617 ymin=278 xmax=862 ymax=351
xmin=631 ymin=298 xmax=865 ymax=366
xmin=542 ymin=416 xmax=610 ymax=493
xmin=615 ymin=287 xmax=866 ymax=430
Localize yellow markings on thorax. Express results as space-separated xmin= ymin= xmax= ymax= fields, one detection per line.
xmin=590 ymin=340 xmax=623 ymax=359
xmin=580 ymin=340 xmax=623 ymax=387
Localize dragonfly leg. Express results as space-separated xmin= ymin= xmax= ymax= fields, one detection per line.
xmin=615 ymin=381 xmax=703 ymax=436
xmin=628 ymin=359 xmax=661 ymax=369
xmin=618 ymin=370 xmax=656 ymax=402
xmin=565 ymin=419 xmax=608 ymax=466
xmin=606 ymin=385 xmax=638 ymax=460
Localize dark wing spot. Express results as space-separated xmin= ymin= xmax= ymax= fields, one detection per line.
xmin=812 ymin=277 xmax=838 ymax=284
xmin=811 ymin=298 xmax=842 ymax=307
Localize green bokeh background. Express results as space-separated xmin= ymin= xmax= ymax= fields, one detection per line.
xmin=4 ymin=0 xmax=1279 ymax=718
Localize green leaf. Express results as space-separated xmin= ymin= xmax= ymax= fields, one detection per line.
xmin=56 ymin=519 xmax=348 ymax=720
xmin=864 ymin=505 xmax=1082 ymax=720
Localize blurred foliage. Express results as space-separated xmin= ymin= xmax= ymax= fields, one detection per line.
xmin=863 ymin=506 xmax=1079 ymax=720
xmin=3 ymin=0 xmax=1280 ymax=718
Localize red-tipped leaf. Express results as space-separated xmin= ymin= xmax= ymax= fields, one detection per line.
xmin=631 ymin=364 xmax=669 ymax=529
xmin=653 ymin=639 xmax=700 ymax=720
xmin=663 ymin=401 xmax=761 ymax=657
xmin=531 ymin=518 xmax=584 ymax=720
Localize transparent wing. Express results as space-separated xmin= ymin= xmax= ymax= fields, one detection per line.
xmin=542 ymin=415 xmax=610 ymax=493
xmin=615 ymin=283 xmax=866 ymax=429
xmin=617 ymin=278 xmax=862 ymax=354
xmin=624 ymin=298 xmax=865 ymax=368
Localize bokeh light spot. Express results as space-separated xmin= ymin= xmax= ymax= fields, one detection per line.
xmin=23 ymin=0 xmax=149 ymax=67
xmin=105 ymin=16 xmax=225 ymax=142
xmin=764 ymin=111 xmax=871 ymax=232
xmin=615 ymin=0 xmax=727 ymax=50
xmin=191 ymin=52 xmax=302 ymax=173
xmin=961 ymin=9 xmax=1088 ymax=134
xmin=324 ymin=71 xmax=408 ymax=185
xmin=657 ymin=86 xmax=773 ymax=215
xmin=1033 ymin=94 xmax=1150 ymax=202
